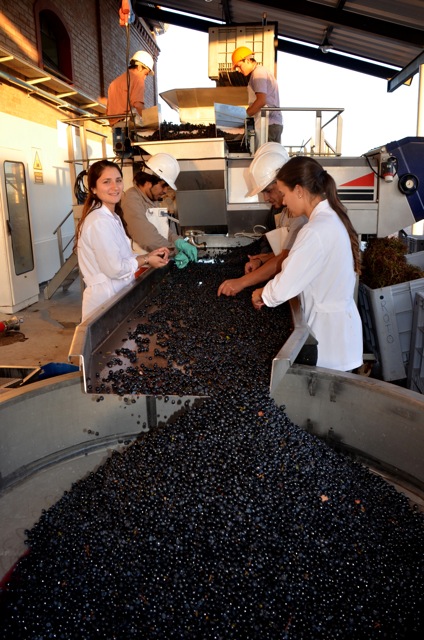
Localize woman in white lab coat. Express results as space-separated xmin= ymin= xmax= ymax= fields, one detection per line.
xmin=75 ymin=160 xmax=169 ymax=322
xmin=252 ymin=156 xmax=363 ymax=372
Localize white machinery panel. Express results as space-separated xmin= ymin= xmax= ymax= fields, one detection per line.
xmin=139 ymin=138 xmax=226 ymax=160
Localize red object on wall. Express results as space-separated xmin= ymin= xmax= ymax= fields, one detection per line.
xmin=119 ymin=0 xmax=132 ymax=26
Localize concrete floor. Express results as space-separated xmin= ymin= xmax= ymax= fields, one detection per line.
xmin=0 ymin=277 xmax=82 ymax=369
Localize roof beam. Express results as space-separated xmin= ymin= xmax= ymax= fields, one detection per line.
xmin=244 ymin=0 xmax=424 ymax=46
xmin=279 ymin=40 xmax=398 ymax=80
xmin=134 ymin=3 xmax=216 ymax=33
xmin=134 ymin=4 xmax=399 ymax=79
xmin=221 ymin=0 xmax=233 ymax=25
xmin=387 ymin=50 xmax=424 ymax=91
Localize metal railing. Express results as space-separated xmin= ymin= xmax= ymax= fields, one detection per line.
xmin=259 ymin=107 xmax=344 ymax=156
xmin=52 ymin=209 xmax=75 ymax=266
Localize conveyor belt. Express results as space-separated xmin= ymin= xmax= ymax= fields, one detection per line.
xmin=2 ymin=237 xmax=424 ymax=593
xmin=66 ymin=244 xmax=424 ymax=493
xmin=69 ymin=241 xmax=315 ymax=396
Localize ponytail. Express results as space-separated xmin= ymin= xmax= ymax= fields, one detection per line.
xmin=322 ymin=173 xmax=361 ymax=275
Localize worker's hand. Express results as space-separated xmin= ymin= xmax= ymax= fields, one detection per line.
xmin=175 ymin=238 xmax=198 ymax=262
xmin=174 ymin=251 xmax=190 ymax=269
xmin=217 ymin=278 xmax=244 ymax=297
xmin=252 ymin=288 xmax=265 ymax=310
xmin=148 ymin=247 xmax=170 ymax=269
xmin=151 ymin=246 xmax=170 ymax=259
xmin=245 ymin=255 xmax=262 ymax=274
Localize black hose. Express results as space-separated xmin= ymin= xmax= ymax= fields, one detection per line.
xmin=74 ymin=169 xmax=88 ymax=204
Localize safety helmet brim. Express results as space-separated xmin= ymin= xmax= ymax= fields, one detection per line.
xmin=247 ymin=177 xmax=277 ymax=198
xmin=161 ymin=177 xmax=177 ymax=191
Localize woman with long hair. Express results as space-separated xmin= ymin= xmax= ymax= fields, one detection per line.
xmin=251 ymin=155 xmax=363 ymax=372
xmin=75 ymin=160 xmax=169 ymax=321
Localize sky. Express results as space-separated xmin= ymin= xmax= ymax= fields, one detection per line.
xmin=155 ymin=24 xmax=421 ymax=158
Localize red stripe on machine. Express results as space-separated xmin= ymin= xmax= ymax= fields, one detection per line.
xmin=340 ymin=172 xmax=375 ymax=187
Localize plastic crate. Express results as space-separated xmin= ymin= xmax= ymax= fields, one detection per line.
xmin=407 ymin=290 xmax=424 ymax=393
xmin=38 ymin=362 xmax=79 ymax=380
xmin=358 ymin=251 xmax=424 ymax=381
xmin=405 ymin=235 xmax=424 ymax=254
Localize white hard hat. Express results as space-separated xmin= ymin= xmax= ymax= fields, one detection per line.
xmin=247 ymin=146 xmax=290 ymax=197
xmin=131 ymin=51 xmax=154 ymax=74
xmin=254 ymin=142 xmax=288 ymax=159
xmin=145 ymin=153 xmax=180 ymax=191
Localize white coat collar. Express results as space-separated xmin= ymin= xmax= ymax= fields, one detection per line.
xmin=309 ymin=198 xmax=329 ymax=219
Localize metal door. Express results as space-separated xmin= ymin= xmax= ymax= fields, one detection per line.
xmin=0 ymin=152 xmax=39 ymax=314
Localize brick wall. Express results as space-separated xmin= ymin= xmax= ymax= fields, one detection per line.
xmin=0 ymin=0 xmax=39 ymax=64
xmin=0 ymin=0 xmax=159 ymax=108
xmin=0 ymin=84 xmax=61 ymax=127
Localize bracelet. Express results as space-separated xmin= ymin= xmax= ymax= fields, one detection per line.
xmin=142 ymin=255 xmax=149 ymax=266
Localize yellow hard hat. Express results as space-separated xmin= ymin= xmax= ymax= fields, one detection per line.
xmin=232 ymin=46 xmax=254 ymax=69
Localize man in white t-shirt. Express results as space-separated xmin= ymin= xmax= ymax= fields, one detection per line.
xmin=232 ymin=46 xmax=283 ymax=146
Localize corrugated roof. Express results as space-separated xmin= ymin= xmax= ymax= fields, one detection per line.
xmin=135 ymin=0 xmax=424 ymax=87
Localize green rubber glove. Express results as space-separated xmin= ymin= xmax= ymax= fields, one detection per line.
xmin=175 ymin=238 xmax=198 ymax=262
xmin=174 ymin=251 xmax=190 ymax=269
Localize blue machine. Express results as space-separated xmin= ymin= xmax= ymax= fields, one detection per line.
xmin=386 ymin=136 xmax=424 ymax=224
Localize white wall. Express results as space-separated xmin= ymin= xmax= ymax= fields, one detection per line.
xmin=0 ymin=115 xmax=112 ymax=284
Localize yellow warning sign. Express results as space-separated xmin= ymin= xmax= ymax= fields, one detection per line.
xmin=33 ymin=152 xmax=42 ymax=171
